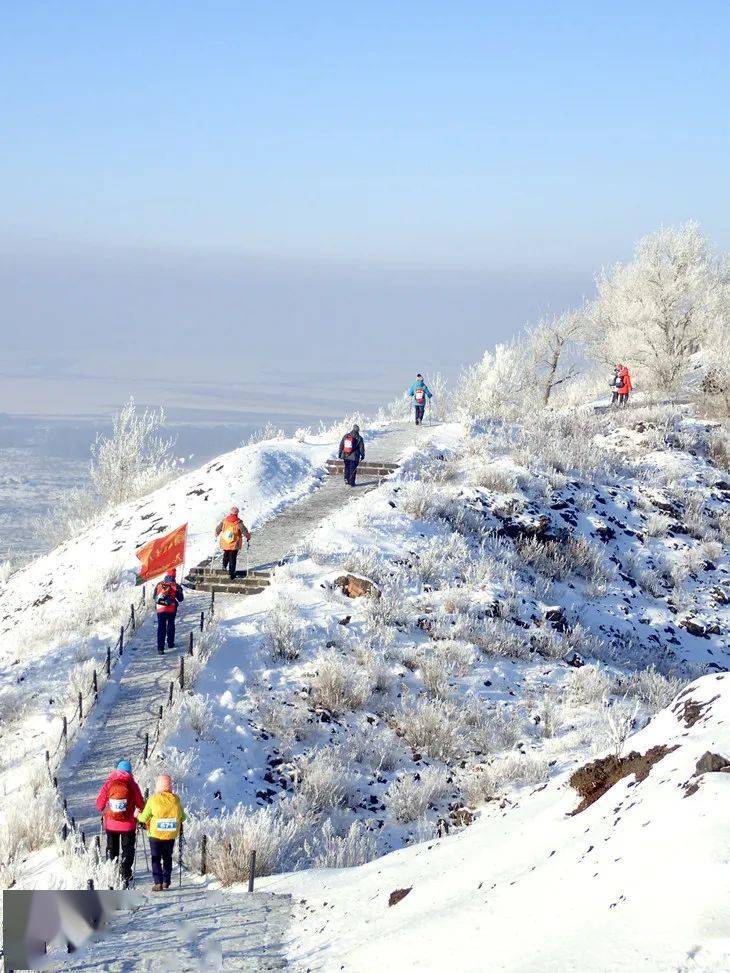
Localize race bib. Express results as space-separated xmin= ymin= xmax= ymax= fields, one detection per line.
xmin=343 ymin=437 xmax=354 ymax=453
xmin=109 ymin=799 xmax=127 ymax=813
xmin=224 ymin=529 xmax=235 ymax=542
xmin=415 ymin=389 xmax=425 ymax=402
xmin=156 ymin=818 xmax=177 ymax=832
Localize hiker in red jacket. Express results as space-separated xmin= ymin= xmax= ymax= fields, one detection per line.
xmin=153 ymin=568 xmax=184 ymax=653
xmin=95 ymin=759 xmax=144 ymax=887
xmin=617 ymin=364 xmax=633 ymax=405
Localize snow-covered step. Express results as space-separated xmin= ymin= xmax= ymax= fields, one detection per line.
xmin=325 ymin=458 xmax=399 ymax=476
xmin=185 ymin=565 xmax=272 ymax=596
xmin=53 ymin=885 xmax=293 ymax=971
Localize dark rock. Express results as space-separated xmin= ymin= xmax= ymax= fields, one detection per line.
xmin=544 ymin=606 xmax=567 ymax=632
xmin=694 ymin=751 xmax=730 ymax=775
xmin=388 ymin=887 xmax=412 ymax=907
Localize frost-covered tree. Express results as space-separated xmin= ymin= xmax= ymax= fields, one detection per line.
xmin=90 ymin=397 xmax=178 ymax=506
xmin=453 ymin=340 xmax=539 ymax=421
xmin=529 ymin=309 xmax=587 ymax=405
xmin=591 ymin=223 xmax=729 ymax=393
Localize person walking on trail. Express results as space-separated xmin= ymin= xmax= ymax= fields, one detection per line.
xmin=617 ymin=364 xmax=632 ymax=405
xmin=338 ymin=424 xmax=365 ymax=486
xmin=138 ymin=773 xmax=186 ymax=892
xmin=408 ymin=374 xmax=433 ymax=425
xmin=215 ymin=506 xmax=251 ymax=580
xmin=95 ymin=759 xmax=144 ymax=888
xmin=153 ymin=568 xmax=184 ymax=654
xmin=610 ymin=365 xmax=622 ymax=405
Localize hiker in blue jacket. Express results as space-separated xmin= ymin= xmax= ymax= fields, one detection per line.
xmin=408 ymin=374 xmax=433 ymax=425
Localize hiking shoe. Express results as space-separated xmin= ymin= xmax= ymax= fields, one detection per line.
xmin=163 ymin=882 xmax=170 ymax=890
xmin=158 ymin=648 xmax=165 ymax=654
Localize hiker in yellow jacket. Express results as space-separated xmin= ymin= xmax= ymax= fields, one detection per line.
xmin=138 ymin=774 xmax=186 ymax=891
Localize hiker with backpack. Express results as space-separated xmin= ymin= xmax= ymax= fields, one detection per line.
xmin=153 ymin=568 xmax=184 ymax=653
xmin=610 ymin=365 xmax=622 ymax=404
xmin=95 ymin=759 xmax=145 ymax=888
xmin=215 ymin=506 xmax=251 ymax=580
xmin=617 ymin=364 xmax=632 ymax=405
xmin=408 ymin=374 xmax=433 ymax=425
xmin=338 ymin=424 xmax=365 ymax=486
xmin=137 ymin=773 xmax=186 ymax=892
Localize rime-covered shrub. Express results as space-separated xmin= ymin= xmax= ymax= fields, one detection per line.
xmin=308 ymin=651 xmax=371 ymax=714
xmin=305 ymin=819 xmax=377 ymax=868
xmin=618 ymin=667 xmax=684 ymax=714
xmin=263 ymin=595 xmax=304 ymax=660
xmin=387 ymin=766 xmax=450 ymax=823
xmin=295 ymin=747 xmax=355 ymax=811
xmin=565 ymin=664 xmax=615 ymax=707
xmin=397 ymin=698 xmax=464 ymax=762
xmin=347 ymin=724 xmax=405 ymax=772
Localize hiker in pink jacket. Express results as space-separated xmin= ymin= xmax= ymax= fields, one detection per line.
xmin=95 ymin=759 xmax=144 ymax=887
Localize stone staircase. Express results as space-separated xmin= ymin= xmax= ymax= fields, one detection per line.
xmin=325 ymin=458 xmax=399 ymax=478
xmin=185 ymin=558 xmax=272 ymax=595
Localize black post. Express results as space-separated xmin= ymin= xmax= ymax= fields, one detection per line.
xmin=201 ymin=833 xmax=207 ymax=875
xmin=87 ymin=879 xmax=94 ymax=890
xmin=142 ymin=584 xmax=146 ymax=604
xmin=92 ymin=669 xmax=98 ymax=699
xmin=179 ymin=655 xmax=185 ymax=690
xmin=62 ymin=714 xmax=68 ymax=746
xmin=143 ymin=732 xmax=149 ymax=762
xmin=80 ymin=830 xmax=86 ymax=847
xmin=200 ymin=611 xmax=204 ymax=632
xmin=119 ymin=625 xmax=124 ymax=656
xmin=210 ymin=590 xmax=215 ymax=615
xmin=105 ymin=645 xmax=111 ymax=677
xmin=45 ymin=749 xmax=50 ymax=769
xmin=53 ymin=776 xmax=58 ymax=789
xmin=248 ymin=850 xmax=256 ymax=892
xmin=94 ymin=834 xmax=101 ymax=856
xmin=168 ymin=681 xmax=174 ymax=706
xmin=158 ymin=704 xmax=163 ymax=721
xmin=78 ymin=692 xmax=83 ymax=720
xmin=131 ymin=603 xmax=135 ymax=628
xmin=70 ymin=816 xmax=76 ymax=830
xmin=188 ymin=631 xmax=194 ymax=656
xmin=63 ymin=797 xmax=67 ymax=813
xmin=62 ymin=822 xmax=68 ymax=841
xmin=144 ymin=787 xmax=149 ymax=802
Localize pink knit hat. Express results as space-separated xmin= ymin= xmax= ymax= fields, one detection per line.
xmin=155 ymin=774 xmax=172 ymax=794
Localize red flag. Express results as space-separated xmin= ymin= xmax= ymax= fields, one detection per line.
xmin=135 ymin=524 xmax=188 ymax=583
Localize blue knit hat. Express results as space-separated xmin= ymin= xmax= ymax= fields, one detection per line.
xmin=117 ymin=759 xmax=132 ymax=773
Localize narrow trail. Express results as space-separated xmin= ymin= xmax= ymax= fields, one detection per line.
xmin=50 ymin=420 xmax=424 ymax=969
xmin=53 ymin=887 xmax=293 ymax=972
xmin=246 ymin=420 xmax=421 ymax=571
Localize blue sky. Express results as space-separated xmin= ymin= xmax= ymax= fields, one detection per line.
xmin=0 ymin=1 xmax=728 ymax=415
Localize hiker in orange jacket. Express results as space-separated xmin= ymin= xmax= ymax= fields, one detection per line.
xmin=215 ymin=506 xmax=251 ymax=579
xmin=95 ymin=759 xmax=144 ymax=887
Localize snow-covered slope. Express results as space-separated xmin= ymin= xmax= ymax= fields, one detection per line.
xmin=270 ymin=670 xmax=730 ymax=973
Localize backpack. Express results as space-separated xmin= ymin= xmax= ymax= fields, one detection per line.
xmin=108 ymin=779 xmax=132 ymax=822
xmin=415 ymin=387 xmax=425 ymax=403
xmin=342 ymin=435 xmax=356 ymax=456
xmin=156 ymin=581 xmax=177 ymax=607
xmin=149 ymin=791 xmax=181 ymax=840
xmin=221 ymin=519 xmax=242 ymax=547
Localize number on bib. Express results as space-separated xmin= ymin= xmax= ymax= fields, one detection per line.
xmin=157 ymin=818 xmax=177 ymax=832
xmin=109 ymin=799 xmax=127 ymax=813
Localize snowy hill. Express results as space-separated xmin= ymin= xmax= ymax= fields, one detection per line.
xmin=1 ymin=401 xmax=728 ymax=972
xmin=271 ymin=670 xmax=730 ymax=973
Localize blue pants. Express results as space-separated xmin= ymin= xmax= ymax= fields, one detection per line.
xmin=157 ymin=613 xmax=176 ymax=651
xmin=343 ymin=459 xmax=358 ymax=485
xmin=149 ymin=836 xmax=175 ymax=886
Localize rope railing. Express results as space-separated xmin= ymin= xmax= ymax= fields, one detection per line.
xmin=48 ymin=588 xmax=217 ymax=889
xmin=44 ymin=586 xmax=150 ymax=770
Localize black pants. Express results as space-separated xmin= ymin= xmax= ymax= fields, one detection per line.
xmin=149 ymin=837 xmax=175 ymax=886
xmin=222 ymin=549 xmax=238 ymax=579
xmin=343 ymin=459 xmax=359 ymax=485
xmin=106 ymin=830 xmax=136 ymax=883
xmin=415 ymin=404 xmax=425 ymax=424
xmin=157 ymin=613 xmax=176 ymax=651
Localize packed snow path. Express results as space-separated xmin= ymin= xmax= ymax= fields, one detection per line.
xmin=245 ymin=421 xmax=421 ymax=572
xmin=54 ymin=887 xmax=292 ymax=971
xmin=57 ymin=591 xmax=210 ymax=835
